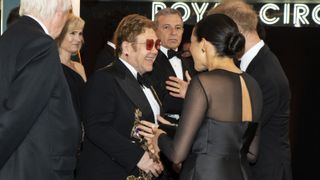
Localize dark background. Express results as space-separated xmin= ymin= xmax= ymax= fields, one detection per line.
xmin=80 ymin=1 xmax=320 ymax=179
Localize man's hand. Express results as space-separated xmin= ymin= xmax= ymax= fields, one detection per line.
xmin=137 ymin=152 xmax=163 ymax=177
xmin=166 ymin=70 xmax=191 ymax=99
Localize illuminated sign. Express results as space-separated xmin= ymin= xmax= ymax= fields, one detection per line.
xmin=152 ymin=2 xmax=320 ymax=27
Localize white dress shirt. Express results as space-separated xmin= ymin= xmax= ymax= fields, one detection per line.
xmin=240 ymin=40 xmax=265 ymax=71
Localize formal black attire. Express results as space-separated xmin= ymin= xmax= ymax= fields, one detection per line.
xmin=0 ymin=16 xmax=81 ymax=180
xmin=62 ymin=64 xmax=85 ymax=120
xmin=76 ymin=59 xmax=163 ymax=180
xmin=245 ymin=45 xmax=292 ymax=180
xmin=147 ymin=49 xmax=196 ymax=121
xmin=94 ymin=42 xmax=116 ymax=71
xmin=159 ymin=70 xmax=263 ymax=180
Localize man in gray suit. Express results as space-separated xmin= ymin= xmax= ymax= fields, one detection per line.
xmin=208 ymin=1 xmax=292 ymax=180
xmin=0 ymin=0 xmax=81 ymax=179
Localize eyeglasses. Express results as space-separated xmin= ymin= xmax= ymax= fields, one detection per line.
xmin=132 ymin=39 xmax=161 ymax=51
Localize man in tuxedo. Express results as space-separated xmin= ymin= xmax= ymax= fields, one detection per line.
xmin=0 ymin=0 xmax=81 ymax=180
xmin=76 ymin=14 xmax=163 ymax=180
xmin=148 ymin=8 xmax=196 ymax=124
xmin=209 ymin=1 xmax=292 ymax=180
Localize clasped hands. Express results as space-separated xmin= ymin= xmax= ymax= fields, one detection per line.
xmin=136 ymin=116 xmax=176 ymax=177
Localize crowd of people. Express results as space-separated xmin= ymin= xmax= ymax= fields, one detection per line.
xmin=0 ymin=0 xmax=292 ymax=180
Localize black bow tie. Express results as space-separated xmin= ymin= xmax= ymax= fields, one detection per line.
xmin=167 ymin=49 xmax=181 ymax=59
xmin=137 ymin=74 xmax=151 ymax=88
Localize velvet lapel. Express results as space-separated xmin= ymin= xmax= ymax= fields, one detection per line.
xmin=113 ymin=60 xmax=154 ymax=121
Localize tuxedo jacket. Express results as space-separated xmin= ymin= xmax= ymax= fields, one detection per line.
xmin=76 ymin=59 xmax=163 ymax=180
xmin=94 ymin=42 xmax=117 ymax=71
xmin=246 ymin=45 xmax=292 ymax=180
xmin=0 ymin=16 xmax=81 ymax=180
xmin=147 ymin=50 xmax=196 ymax=117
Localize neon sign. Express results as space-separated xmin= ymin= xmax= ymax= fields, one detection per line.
xmin=152 ymin=2 xmax=320 ymax=27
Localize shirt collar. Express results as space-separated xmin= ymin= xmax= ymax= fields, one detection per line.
xmin=240 ymin=40 xmax=264 ymax=71
xmin=26 ymin=15 xmax=50 ymax=36
xmin=119 ymin=58 xmax=138 ymax=79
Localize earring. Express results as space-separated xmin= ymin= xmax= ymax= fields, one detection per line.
xmin=125 ymin=53 xmax=128 ymax=57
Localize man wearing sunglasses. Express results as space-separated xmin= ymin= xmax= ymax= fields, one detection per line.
xmin=76 ymin=14 xmax=166 ymax=180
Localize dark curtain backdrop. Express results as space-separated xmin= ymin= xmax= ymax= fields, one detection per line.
xmin=265 ymin=26 xmax=320 ymax=180
xmin=80 ymin=2 xmax=320 ymax=179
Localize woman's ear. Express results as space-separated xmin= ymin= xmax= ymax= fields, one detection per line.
xmin=200 ymin=38 xmax=207 ymax=53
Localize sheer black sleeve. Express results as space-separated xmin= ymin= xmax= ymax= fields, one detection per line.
xmin=158 ymin=76 xmax=207 ymax=164
xmin=247 ymin=125 xmax=260 ymax=163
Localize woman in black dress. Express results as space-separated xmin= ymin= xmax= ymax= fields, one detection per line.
xmin=56 ymin=13 xmax=86 ymax=119
xmin=145 ymin=14 xmax=263 ymax=180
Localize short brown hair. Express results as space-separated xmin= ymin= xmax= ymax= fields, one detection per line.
xmin=207 ymin=0 xmax=258 ymax=33
xmin=56 ymin=13 xmax=85 ymax=46
xmin=115 ymin=14 xmax=156 ymax=56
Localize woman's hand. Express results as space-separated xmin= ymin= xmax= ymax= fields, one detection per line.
xmin=157 ymin=115 xmax=176 ymax=126
xmin=137 ymin=120 xmax=158 ymax=141
xmin=150 ymin=127 xmax=165 ymax=155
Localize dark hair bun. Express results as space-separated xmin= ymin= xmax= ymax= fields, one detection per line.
xmin=224 ymin=32 xmax=245 ymax=56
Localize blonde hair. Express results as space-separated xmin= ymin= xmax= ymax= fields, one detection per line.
xmin=56 ymin=13 xmax=85 ymax=46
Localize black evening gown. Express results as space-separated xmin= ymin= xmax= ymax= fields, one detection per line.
xmin=62 ymin=64 xmax=85 ymax=120
xmin=159 ymin=69 xmax=263 ymax=180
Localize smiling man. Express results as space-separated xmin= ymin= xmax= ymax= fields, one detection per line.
xmin=76 ymin=14 xmax=164 ymax=180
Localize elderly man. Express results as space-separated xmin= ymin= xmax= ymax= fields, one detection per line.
xmin=76 ymin=14 xmax=163 ymax=180
xmin=0 ymin=0 xmax=81 ymax=180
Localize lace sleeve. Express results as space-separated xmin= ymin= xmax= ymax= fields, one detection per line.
xmin=159 ymin=76 xmax=207 ymax=164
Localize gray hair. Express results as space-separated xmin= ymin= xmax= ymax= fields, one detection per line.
xmin=154 ymin=8 xmax=182 ymax=27
xmin=20 ymin=0 xmax=71 ymax=19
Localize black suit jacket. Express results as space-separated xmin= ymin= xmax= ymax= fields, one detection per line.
xmin=246 ymin=45 xmax=292 ymax=180
xmin=77 ymin=59 xmax=162 ymax=180
xmin=94 ymin=42 xmax=117 ymax=71
xmin=147 ymin=50 xmax=196 ymax=117
xmin=0 ymin=16 xmax=81 ymax=180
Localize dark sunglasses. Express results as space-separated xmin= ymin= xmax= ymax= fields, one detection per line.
xmin=133 ymin=39 xmax=161 ymax=51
